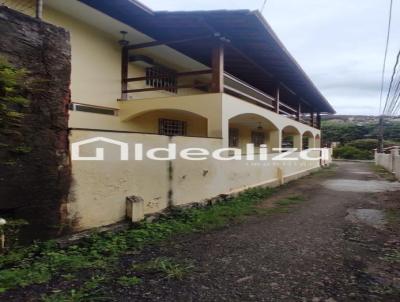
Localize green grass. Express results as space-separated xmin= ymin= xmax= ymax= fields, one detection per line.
xmin=380 ymin=250 xmax=400 ymax=264
xmin=385 ymin=209 xmax=400 ymax=225
xmin=0 ymin=186 xmax=275 ymax=293
xmin=275 ymin=195 xmax=305 ymax=207
xmin=116 ymin=276 xmax=142 ymax=287
xmin=371 ymin=164 xmax=397 ymax=181
xmin=41 ymin=276 xmax=110 ymax=302
xmin=132 ymin=257 xmax=193 ymax=280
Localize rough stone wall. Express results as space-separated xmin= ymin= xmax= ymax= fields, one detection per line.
xmin=0 ymin=7 xmax=71 ymax=239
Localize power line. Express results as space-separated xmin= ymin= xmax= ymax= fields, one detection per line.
xmin=383 ymin=49 xmax=400 ymax=114
xmin=379 ymin=0 xmax=394 ymax=114
xmin=260 ymin=0 xmax=268 ymax=13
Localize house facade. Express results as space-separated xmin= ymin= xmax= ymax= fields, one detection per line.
xmin=3 ymin=0 xmax=335 ymax=231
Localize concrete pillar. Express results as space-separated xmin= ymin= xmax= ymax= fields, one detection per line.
xmin=391 ymin=147 xmax=399 ymax=173
xmin=126 ymin=196 xmax=144 ymax=223
xmin=268 ymin=130 xmax=281 ymax=152
xmin=308 ymin=137 xmax=316 ymax=149
xmin=293 ymin=134 xmax=302 ymax=151
xmin=315 ymin=136 xmax=321 ymax=148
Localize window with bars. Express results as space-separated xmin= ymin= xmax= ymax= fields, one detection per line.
xmin=251 ymin=131 xmax=266 ymax=147
xmin=229 ymin=128 xmax=239 ymax=147
xmin=146 ymin=66 xmax=178 ymax=93
xmin=159 ymin=119 xmax=187 ymax=136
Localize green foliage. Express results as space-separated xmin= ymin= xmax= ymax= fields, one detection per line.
xmin=275 ymin=195 xmax=305 ymax=207
xmin=380 ymin=250 xmax=400 ymax=264
xmin=116 ymin=276 xmax=142 ymax=287
xmin=0 ymin=58 xmax=29 ymax=132
xmin=0 ymin=57 xmax=30 ymax=158
xmin=321 ymin=119 xmax=400 ymax=147
xmin=41 ymin=276 xmax=110 ymax=302
xmin=333 ymin=145 xmax=372 ymax=160
xmin=0 ymin=218 xmax=28 ymax=250
xmin=132 ymin=257 xmax=193 ymax=280
xmin=0 ymin=187 xmax=275 ymax=293
xmin=321 ymin=121 xmax=371 ymax=145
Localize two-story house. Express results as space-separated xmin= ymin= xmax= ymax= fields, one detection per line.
xmin=2 ymin=0 xmax=335 ymax=231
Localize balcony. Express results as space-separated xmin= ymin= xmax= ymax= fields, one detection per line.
xmin=121 ymin=69 xmax=321 ymax=129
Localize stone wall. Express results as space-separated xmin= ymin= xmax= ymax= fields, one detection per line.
xmin=0 ymin=7 xmax=71 ymax=239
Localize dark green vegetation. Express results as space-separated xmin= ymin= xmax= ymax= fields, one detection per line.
xmin=322 ymin=118 xmax=400 ymax=160
xmin=0 ymin=187 xmax=278 ymax=296
xmin=0 ymin=57 xmax=30 ymax=164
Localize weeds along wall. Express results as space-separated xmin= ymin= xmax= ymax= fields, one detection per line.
xmin=69 ymin=130 xmax=321 ymax=231
xmin=0 ymin=7 xmax=71 ymax=239
xmin=376 ymin=150 xmax=400 ymax=180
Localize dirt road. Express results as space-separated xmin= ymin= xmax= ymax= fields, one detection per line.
xmin=117 ymin=161 xmax=400 ymax=301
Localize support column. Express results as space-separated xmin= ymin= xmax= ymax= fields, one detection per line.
xmin=310 ymin=111 xmax=315 ymax=127
xmin=121 ymin=46 xmax=129 ymax=100
xmin=269 ymin=130 xmax=281 ymax=153
xmin=211 ymin=42 xmax=224 ymax=93
xmin=293 ymin=134 xmax=302 ymax=151
xmin=316 ymin=113 xmax=321 ymax=129
xmin=274 ymin=84 xmax=280 ymax=113
xmin=296 ymin=103 xmax=301 ymax=121
xmin=308 ymin=136 xmax=316 ymax=149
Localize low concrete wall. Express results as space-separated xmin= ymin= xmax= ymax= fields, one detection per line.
xmin=375 ymin=149 xmax=400 ymax=180
xmin=69 ymin=130 xmax=322 ymax=231
xmin=394 ymin=156 xmax=400 ymax=180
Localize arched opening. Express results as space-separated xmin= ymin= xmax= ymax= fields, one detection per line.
xmin=302 ymin=131 xmax=315 ymax=149
xmin=315 ymin=134 xmax=321 ymax=148
xmin=282 ymin=125 xmax=301 ymax=150
xmin=228 ymin=113 xmax=280 ymax=153
xmin=127 ymin=109 xmax=208 ymax=137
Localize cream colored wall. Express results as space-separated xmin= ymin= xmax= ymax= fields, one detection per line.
xmin=2 ymin=0 xmax=35 ymax=16
xmin=119 ymin=94 xmax=223 ymax=138
xmin=131 ymin=110 xmax=207 ymax=137
xmin=222 ymin=94 xmax=320 ymax=149
xmin=69 ymin=130 xmax=321 ymax=231
xmin=229 ymin=124 xmax=279 ymax=153
xmin=69 ymin=130 xmax=170 ymax=230
xmin=43 ymin=7 xmax=121 ymax=108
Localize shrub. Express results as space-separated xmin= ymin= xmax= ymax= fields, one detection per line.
xmin=333 ymin=145 xmax=372 ymax=160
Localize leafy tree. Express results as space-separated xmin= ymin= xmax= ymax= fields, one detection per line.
xmin=333 ymin=146 xmax=372 ymax=160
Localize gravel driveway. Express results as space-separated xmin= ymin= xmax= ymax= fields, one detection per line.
xmin=116 ymin=161 xmax=400 ymax=301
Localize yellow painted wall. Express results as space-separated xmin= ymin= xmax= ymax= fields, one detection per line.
xmin=69 ymin=130 xmax=322 ymax=230
xmin=131 ymin=110 xmax=207 ymax=137
xmin=119 ymin=94 xmax=223 ymax=138
xmin=1 ymin=0 xmax=35 ymax=16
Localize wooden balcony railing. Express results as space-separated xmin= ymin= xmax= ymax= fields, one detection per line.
xmin=224 ymin=73 xmax=275 ymax=110
xmin=121 ymin=69 xmax=320 ymax=129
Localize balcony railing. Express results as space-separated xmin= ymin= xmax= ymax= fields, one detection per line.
xmin=121 ymin=70 xmax=320 ymax=129
xmin=224 ymin=73 xmax=275 ymax=111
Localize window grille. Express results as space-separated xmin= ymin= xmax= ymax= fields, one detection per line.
xmin=229 ymin=128 xmax=239 ymax=147
xmin=159 ymin=119 xmax=187 ymax=136
xmin=146 ymin=66 xmax=177 ymax=93
xmin=251 ymin=131 xmax=265 ymax=147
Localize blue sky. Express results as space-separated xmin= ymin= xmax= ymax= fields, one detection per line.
xmin=143 ymin=0 xmax=400 ymax=115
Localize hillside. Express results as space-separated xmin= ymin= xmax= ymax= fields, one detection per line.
xmin=321 ymin=115 xmax=400 ymax=159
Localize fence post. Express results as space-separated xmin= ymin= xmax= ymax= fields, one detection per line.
xmin=391 ymin=147 xmax=400 ymax=173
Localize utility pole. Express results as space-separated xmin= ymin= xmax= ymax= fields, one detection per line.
xmin=378 ymin=115 xmax=384 ymax=153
